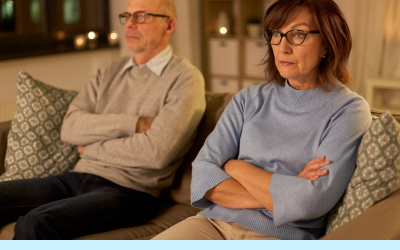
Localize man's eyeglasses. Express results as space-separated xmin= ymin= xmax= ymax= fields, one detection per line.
xmin=119 ymin=11 xmax=170 ymax=25
xmin=263 ymin=29 xmax=320 ymax=46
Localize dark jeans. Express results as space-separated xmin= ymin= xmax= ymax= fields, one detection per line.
xmin=0 ymin=172 xmax=159 ymax=240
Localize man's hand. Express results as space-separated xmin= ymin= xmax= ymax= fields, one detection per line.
xmin=78 ymin=146 xmax=86 ymax=154
xmin=136 ymin=117 xmax=155 ymax=133
xmin=297 ymin=156 xmax=330 ymax=181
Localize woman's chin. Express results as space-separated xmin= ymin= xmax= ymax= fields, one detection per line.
xmin=278 ymin=73 xmax=296 ymax=81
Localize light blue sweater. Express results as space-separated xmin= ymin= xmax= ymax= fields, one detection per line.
xmin=191 ymin=81 xmax=371 ymax=240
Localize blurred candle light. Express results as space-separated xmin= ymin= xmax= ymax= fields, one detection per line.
xmin=74 ymin=34 xmax=86 ymax=49
xmin=107 ymin=31 xmax=119 ymax=46
xmin=219 ymin=27 xmax=228 ymax=35
xmin=87 ymin=31 xmax=98 ymax=40
xmin=87 ymin=31 xmax=98 ymax=49
xmin=216 ymin=12 xmax=230 ymax=36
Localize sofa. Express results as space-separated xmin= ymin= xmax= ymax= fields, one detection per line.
xmin=0 ymin=91 xmax=400 ymax=240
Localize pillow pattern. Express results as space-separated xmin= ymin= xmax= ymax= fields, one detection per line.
xmin=0 ymin=71 xmax=79 ymax=182
xmin=326 ymin=112 xmax=400 ymax=233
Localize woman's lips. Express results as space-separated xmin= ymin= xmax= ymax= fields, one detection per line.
xmin=280 ymin=61 xmax=294 ymax=66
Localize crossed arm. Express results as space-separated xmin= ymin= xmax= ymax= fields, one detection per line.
xmin=77 ymin=117 xmax=155 ymax=154
xmin=203 ymin=157 xmax=330 ymax=211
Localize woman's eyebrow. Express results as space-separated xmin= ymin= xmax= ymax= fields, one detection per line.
xmin=290 ymin=22 xmax=311 ymax=29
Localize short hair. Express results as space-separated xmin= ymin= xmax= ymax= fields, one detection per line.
xmin=262 ymin=0 xmax=352 ymax=90
xmin=159 ymin=0 xmax=177 ymax=19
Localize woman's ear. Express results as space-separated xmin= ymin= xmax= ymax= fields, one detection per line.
xmin=165 ymin=18 xmax=177 ymax=36
xmin=321 ymin=47 xmax=328 ymax=58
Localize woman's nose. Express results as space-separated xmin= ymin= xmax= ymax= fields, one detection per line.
xmin=278 ymin=36 xmax=293 ymax=54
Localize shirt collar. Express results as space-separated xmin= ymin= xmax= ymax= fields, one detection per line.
xmin=121 ymin=45 xmax=173 ymax=76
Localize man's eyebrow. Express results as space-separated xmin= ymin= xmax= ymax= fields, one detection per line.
xmin=122 ymin=11 xmax=146 ymax=14
xmin=290 ymin=22 xmax=311 ymax=29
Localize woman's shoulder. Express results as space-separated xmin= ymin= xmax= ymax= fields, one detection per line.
xmin=328 ymin=84 xmax=371 ymax=125
xmin=235 ymin=82 xmax=277 ymax=103
xmin=331 ymin=84 xmax=370 ymax=111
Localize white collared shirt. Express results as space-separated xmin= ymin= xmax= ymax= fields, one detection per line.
xmin=121 ymin=45 xmax=173 ymax=76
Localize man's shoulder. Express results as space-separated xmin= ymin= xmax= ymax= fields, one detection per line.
xmin=100 ymin=56 xmax=131 ymax=73
xmin=165 ymin=55 xmax=201 ymax=75
xmin=91 ymin=56 xmax=131 ymax=79
xmin=162 ymin=55 xmax=205 ymax=92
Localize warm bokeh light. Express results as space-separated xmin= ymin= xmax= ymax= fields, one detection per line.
xmin=88 ymin=31 xmax=96 ymax=39
xmin=76 ymin=38 xmax=84 ymax=46
xmin=110 ymin=32 xmax=118 ymax=40
xmin=74 ymin=34 xmax=86 ymax=49
xmin=219 ymin=27 xmax=228 ymax=35
xmin=89 ymin=43 xmax=96 ymax=49
xmin=56 ymin=30 xmax=66 ymax=40
xmin=107 ymin=31 xmax=120 ymax=45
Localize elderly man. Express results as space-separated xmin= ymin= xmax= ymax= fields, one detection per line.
xmin=0 ymin=0 xmax=205 ymax=240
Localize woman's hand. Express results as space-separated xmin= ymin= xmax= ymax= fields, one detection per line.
xmin=297 ymin=156 xmax=330 ymax=181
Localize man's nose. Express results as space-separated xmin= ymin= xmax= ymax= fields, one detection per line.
xmin=126 ymin=17 xmax=137 ymax=29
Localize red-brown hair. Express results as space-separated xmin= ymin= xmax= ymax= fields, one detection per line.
xmin=262 ymin=0 xmax=352 ymax=90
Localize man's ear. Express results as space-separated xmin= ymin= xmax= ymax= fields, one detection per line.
xmin=165 ymin=18 xmax=177 ymax=36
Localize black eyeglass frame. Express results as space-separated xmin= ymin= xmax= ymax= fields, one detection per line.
xmin=263 ymin=29 xmax=321 ymax=46
xmin=119 ymin=11 xmax=170 ymax=25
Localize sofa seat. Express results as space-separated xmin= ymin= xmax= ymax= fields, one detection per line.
xmin=76 ymin=203 xmax=201 ymax=240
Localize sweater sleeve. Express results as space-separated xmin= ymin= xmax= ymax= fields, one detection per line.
xmin=270 ymin=98 xmax=372 ymax=227
xmin=191 ymin=91 xmax=246 ymax=208
xmin=80 ymin=69 xmax=206 ymax=170
xmin=60 ymin=66 xmax=139 ymax=146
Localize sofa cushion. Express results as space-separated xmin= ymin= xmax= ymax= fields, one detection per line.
xmin=0 ymin=71 xmax=79 ymax=182
xmin=326 ymin=111 xmax=400 ymax=234
xmin=160 ymin=92 xmax=234 ymax=205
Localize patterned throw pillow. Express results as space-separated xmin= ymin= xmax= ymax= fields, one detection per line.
xmin=0 ymin=71 xmax=79 ymax=182
xmin=326 ymin=112 xmax=400 ymax=233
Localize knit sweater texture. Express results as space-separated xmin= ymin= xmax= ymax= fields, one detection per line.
xmin=61 ymin=54 xmax=206 ymax=198
xmin=191 ymin=81 xmax=371 ymax=240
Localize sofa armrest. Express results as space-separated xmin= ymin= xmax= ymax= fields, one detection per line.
xmin=321 ymin=188 xmax=400 ymax=240
xmin=0 ymin=121 xmax=11 ymax=175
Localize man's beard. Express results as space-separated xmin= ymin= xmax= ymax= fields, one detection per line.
xmin=131 ymin=45 xmax=147 ymax=54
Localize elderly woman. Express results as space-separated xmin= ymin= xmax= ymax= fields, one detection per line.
xmin=153 ymin=0 xmax=371 ymax=240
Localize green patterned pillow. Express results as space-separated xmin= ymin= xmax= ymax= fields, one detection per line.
xmin=0 ymin=71 xmax=79 ymax=182
xmin=326 ymin=112 xmax=400 ymax=233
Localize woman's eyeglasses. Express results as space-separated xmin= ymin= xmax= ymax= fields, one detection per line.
xmin=264 ymin=29 xmax=320 ymax=46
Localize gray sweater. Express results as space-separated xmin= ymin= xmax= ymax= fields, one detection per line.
xmin=61 ymin=55 xmax=206 ymax=198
